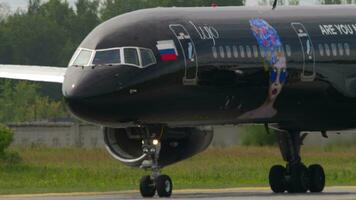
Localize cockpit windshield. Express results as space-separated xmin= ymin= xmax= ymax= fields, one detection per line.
xmin=124 ymin=48 xmax=140 ymax=66
xmin=72 ymin=49 xmax=93 ymax=66
xmin=71 ymin=47 xmax=156 ymax=68
xmin=93 ymin=49 xmax=121 ymax=65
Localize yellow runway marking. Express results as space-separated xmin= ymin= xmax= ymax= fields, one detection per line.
xmin=1 ymin=186 xmax=356 ymax=198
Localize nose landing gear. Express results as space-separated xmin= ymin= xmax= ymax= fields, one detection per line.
xmin=139 ymin=136 xmax=173 ymax=198
xmin=269 ymin=131 xmax=325 ymax=194
xmin=140 ymin=174 xmax=173 ymax=198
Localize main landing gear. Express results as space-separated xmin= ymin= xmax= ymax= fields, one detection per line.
xmin=269 ymin=131 xmax=325 ymax=193
xmin=139 ymin=131 xmax=173 ymax=198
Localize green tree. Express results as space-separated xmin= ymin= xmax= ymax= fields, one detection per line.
xmin=0 ymin=80 xmax=67 ymax=123
xmin=72 ymin=0 xmax=100 ymax=42
xmin=241 ymin=125 xmax=277 ymax=146
xmin=0 ymin=124 xmax=14 ymax=155
xmin=321 ymin=0 xmax=342 ymax=4
xmin=100 ymin=0 xmax=244 ymax=21
xmin=0 ymin=3 xmax=10 ymax=21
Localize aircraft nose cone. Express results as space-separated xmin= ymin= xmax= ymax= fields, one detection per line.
xmin=62 ymin=68 xmax=87 ymax=99
xmin=62 ymin=67 xmax=104 ymax=99
xmin=63 ymin=82 xmax=83 ymax=99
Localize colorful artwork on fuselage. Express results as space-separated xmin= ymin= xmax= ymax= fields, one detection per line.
xmin=240 ymin=18 xmax=287 ymax=119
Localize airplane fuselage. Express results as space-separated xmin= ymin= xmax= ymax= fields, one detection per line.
xmin=63 ymin=5 xmax=356 ymax=131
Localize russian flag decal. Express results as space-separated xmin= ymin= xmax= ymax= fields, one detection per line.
xmin=156 ymin=40 xmax=178 ymax=61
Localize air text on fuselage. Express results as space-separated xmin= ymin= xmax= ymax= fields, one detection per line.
xmin=319 ymin=24 xmax=356 ymax=36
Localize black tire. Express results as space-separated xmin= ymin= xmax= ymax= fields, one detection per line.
xmin=287 ymin=164 xmax=310 ymax=193
xmin=309 ymin=164 xmax=325 ymax=193
xmin=156 ymin=175 xmax=173 ymax=197
xmin=140 ymin=175 xmax=156 ymax=198
xmin=269 ymin=165 xmax=286 ymax=193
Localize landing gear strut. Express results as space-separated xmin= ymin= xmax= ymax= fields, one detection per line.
xmin=269 ymin=131 xmax=325 ymax=193
xmin=139 ymin=129 xmax=173 ymax=198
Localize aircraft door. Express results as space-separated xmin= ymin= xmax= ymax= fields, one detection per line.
xmin=169 ymin=24 xmax=199 ymax=85
xmin=291 ymin=22 xmax=316 ymax=82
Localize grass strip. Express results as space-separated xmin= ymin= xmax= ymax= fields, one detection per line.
xmin=0 ymin=146 xmax=355 ymax=194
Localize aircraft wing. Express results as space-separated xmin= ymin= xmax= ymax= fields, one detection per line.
xmin=0 ymin=65 xmax=66 ymax=83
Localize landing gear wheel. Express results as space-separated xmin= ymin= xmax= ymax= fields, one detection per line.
xmin=287 ymin=164 xmax=309 ymax=193
xmin=269 ymin=165 xmax=286 ymax=193
xmin=140 ymin=175 xmax=156 ymax=198
xmin=309 ymin=164 xmax=325 ymax=193
xmin=156 ymin=175 xmax=173 ymax=198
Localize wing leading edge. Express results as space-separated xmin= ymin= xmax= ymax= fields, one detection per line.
xmin=0 ymin=65 xmax=66 ymax=83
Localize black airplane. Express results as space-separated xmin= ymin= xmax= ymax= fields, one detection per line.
xmin=1 ymin=4 xmax=356 ymax=198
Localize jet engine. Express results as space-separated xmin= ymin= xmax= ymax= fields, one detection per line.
xmin=103 ymin=127 xmax=213 ymax=167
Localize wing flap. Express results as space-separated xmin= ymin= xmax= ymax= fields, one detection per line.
xmin=0 ymin=65 xmax=66 ymax=83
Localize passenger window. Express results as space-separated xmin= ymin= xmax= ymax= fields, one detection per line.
xmin=73 ymin=49 xmax=92 ymax=66
xmin=345 ymin=43 xmax=351 ymax=56
xmin=226 ymin=46 xmax=232 ymax=58
xmin=318 ymin=44 xmax=324 ymax=57
xmin=124 ymin=48 xmax=140 ymax=66
xmin=338 ymin=43 xmax=344 ymax=56
xmin=233 ymin=46 xmax=238 ymax=58
xmin=212 ymin=47 xmax=218 ymax=58
xmin=253 ymin=45 xmax=259 ymax=58
xmin=246 ymin=46 xmax=252 ymax=58
xmin=219 ymin=46 xmax=225 ymax=58
xmin=331 ymin=43 xmax=337 ymax=56
xmin=259 ymin=46 xmax=265 ymax=57
xmin=239 ymin=46 xmax=245 ymax=58
xmin=285 ymin=45 xmax=292 ymax=57
xmin=93 ymin=49 xmax=121 ymax=65
xmin=324 ymin=44 xmax=331 ymax=57
xmin=140 ymin=48 xmax=156 ymax=67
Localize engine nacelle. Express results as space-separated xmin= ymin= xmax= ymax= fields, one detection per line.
xmin=103 ymin=127 xmax=213 ymax=168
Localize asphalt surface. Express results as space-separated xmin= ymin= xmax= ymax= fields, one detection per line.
xmin=1 ymin=187 xmax=356 ymax=200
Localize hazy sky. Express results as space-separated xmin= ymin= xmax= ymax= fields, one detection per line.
xmin=0 ymin=0 xmax=77 ymax=11
xmin=0 ymin=0 xmax=326 ymax=11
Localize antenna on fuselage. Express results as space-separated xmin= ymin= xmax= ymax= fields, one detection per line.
xmin=272 ymin=0 xmax=278 ymax=10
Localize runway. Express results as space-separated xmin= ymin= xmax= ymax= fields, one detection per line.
xmin=2 ymin=187 xmax=356 ymax=200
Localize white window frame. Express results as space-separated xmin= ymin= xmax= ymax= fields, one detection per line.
xmin=93 ymin=47 xmax=123 ymax=65
xmin=253 ymin=45 xmax=259 ymax=58
xmin=338 ymin=43 xmax=344 ymax=56
xmin=70 ymin=48 xmax=95 ymax=67
xmin=324 ymin=44 xmax=331 ymax=57
xmin=81 ymin=46 xmax=157 ymax=68
xmin=331 ymin=43 xmax=338 ymax=57
xmin=123 ymin=47 xmax=142 ymax=67
xmin=246 ymin=45 xmax=252 ymax=58
xmin=139 ymin=47 xmax=157 ymax=68
xmin=233 ymin=45 xmax=238 ymax=58
xmin=239 ymin=45 xmax=245 ymax=58
xmin=318 ymin=44 xmax=324 ymax=57
xmin=212 ymin=46 xmax=218 ymax=59
xmin=219 ymin=46 xmax=225 ymax=58
xmin=344 ymin=43 xmax=351 ymax=56
xmin=285 ymin=44 xmax=292 ymax=57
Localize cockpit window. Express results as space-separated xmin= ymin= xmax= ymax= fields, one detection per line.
xmin=93 ymin=49 xmax=121 ymax=65
xmin=90 ymin=47 xmax=156 ymax=68
xmin=140 ymin=48 xmax=156 ymax=67
xmin=73 ymin=49 xmax=92 ymax=66
xmin=124 ymin=48 xmax=140 ymax=66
